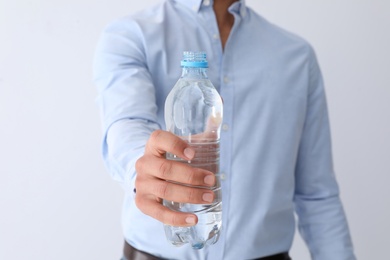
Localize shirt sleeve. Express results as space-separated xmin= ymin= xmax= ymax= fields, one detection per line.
xmin=294 ymin=47 xmax=356 ymax=259
xmin=93 ymin=18 xmax=161 ymax=191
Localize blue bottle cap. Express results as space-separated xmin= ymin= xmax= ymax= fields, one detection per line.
xmin=181 ymin=51 xmax=208 ymax=68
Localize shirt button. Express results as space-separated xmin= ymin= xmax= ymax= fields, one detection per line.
xmin=220 ymin=173 xmax=226 ymax=180
xmin=203 ymin=0 xmax=210 ymax=6
xmin=213 ymin=34 xmax=219 ymax=40
xmin=223 ymin=76 xmax=230 ymax=84
xmin=222 ymin=124 xmax=229 ymax=131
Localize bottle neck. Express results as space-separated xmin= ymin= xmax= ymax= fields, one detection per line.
xmin=181 ymin=67 xmax=208 ymax=79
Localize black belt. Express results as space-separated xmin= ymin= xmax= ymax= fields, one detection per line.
xmin=123 ymin=241 xmax=291 ymax=260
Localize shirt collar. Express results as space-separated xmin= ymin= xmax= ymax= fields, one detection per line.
xmin=174 ymin=0 xmax=246 ymax=17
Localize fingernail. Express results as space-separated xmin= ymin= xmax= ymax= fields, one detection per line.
xmin=185 ymin=216 xmax=196 ymax=224
xmin=202 ymin=193 xmax=213 ymax=203
xmin=184 ymin=148 xmax=195 ymax=159
xmin=204 ymin=175 xmax=215 ymax=185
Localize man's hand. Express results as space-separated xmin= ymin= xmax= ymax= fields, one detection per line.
xmin=134 ymin=130 xmax=216 ymax=227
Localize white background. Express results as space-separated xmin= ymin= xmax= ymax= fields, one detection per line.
xmin=1 ymin=0 xmax=389 ymax=259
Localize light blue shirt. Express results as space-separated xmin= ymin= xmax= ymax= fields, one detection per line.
xmin=93 ymin=0 xmax=355 ymax=259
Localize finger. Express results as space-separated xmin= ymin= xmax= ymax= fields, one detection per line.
xmin=140 ymin=178 xmax=215 ymax=204
xmin=136 ymin=155 xmax=216 ymax=187
xmin=135 ymin=194 xmax=198 ymax=226
xmin=146 ymin=130 xmax=195 ymax=160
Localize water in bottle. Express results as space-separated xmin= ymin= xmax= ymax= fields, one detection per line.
xmin=163 ymin=51 xmax=223 ymax=249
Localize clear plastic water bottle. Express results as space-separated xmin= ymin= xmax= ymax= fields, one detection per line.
xmin=163 ymin=51 xmax=223 ymax=249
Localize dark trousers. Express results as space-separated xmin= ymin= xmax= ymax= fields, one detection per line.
xmin=122 ymin=240 xmax=291 ymax=260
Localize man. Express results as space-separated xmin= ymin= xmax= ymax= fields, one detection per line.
xmin=94 ymin=0 xmax=356 ymax=259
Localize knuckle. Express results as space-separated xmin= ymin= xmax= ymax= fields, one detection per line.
xmin=147 ymin=130 xmax=167 ymax=157
xmin=159 ymin=160 xmax=172 ymax=179
xmin=170 ymin=213 xmax=182 ymax=226
xmin=161 ymin=210 xmax=180 ymax=226
xmin=154 ymin=181 xmax=169 ymax=198
xmin=186 ymin=188 xmax=197 ymax=202
xmin=134 ymin=176 xmax=141 ymax=192
xmin=185 ymin=169 xmax=196 ymax=184
xmin=152 ymin=206 xmax=165 ymax=223
xmin=169 ymin=138 xmax=183 ymax=153
xmin=149 ymin=130 xmax=163 ymax=143
xmin=134 ymin=194 xmax=143 ymax=210
xmin=135 ymin=157 xmax=143 ymax=173
xmin=134 ymin=173 xmax=148 ymax=197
